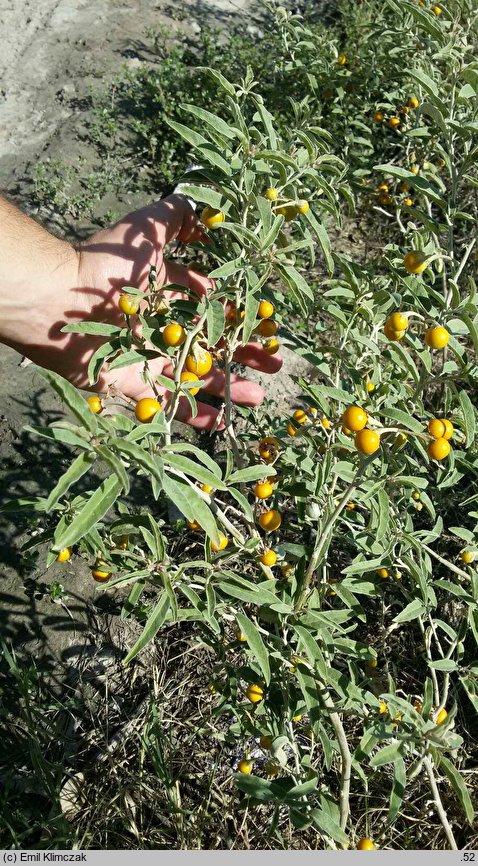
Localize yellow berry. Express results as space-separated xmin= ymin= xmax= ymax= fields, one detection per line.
xmin=387 ymin=116 xmax=401 ymax=129
xmin=376 ymin=568 xmax=389 ymax=579
xmin=337 ymin=53 xmax=347 ymax=65
xmin=260 ymin=549 xmax=277 ymax=567
xmin=263 ymin=337 xmax=280 ymax=355
xmin=408 ymin=96 xmax=420 ymax=109
xmin=246 ymin=683 xmax=264 ymax=703
xmin=428 ymin=418 xmax=446 ymax=439
xmin=373 ymin=111 xmax=384 ymax=123
xmin=55 ymin=548 xmax=71 ymax=563
xmin=135 ymin=397 xmax=162 ymax=423
xmin=118 ymin=293 xmax=140 ymax=315
xmin=258 ymin=300 xmax=275 ymax=319
xmin=357 ymin=839 xmax=375 ymax=851
xmin=388 ymin=312 xmax=408 ymax=331
xmin=379 ymin=700 xmax=388 ymax=714
xmin=264 ymin=187 xmax=279 ymax=201
xmin=434 ymin=708 xmax=448 ymax=725
xmin=384 ymin=320 xmax=406 ymax=341
xmin=201 ymin=484 xmax=214 ymax=494
xmin=235 ymin=628 xmax=247 ymax=642
xmin=404 ymin=250 xmax=427 ymax=274
xmin=185 ymin=349 xmax=213 ymax=377
xmin=257 ymin=319 xmax=278 ymax=337
xmin=293 ymin=409 xmax=308 ymax=425
xmin=461 ymin=550 xmax=474 ymax=564
xmin=403 ymin=197 xmax=414 ymax=207
xmin=180 ymin=371 xmax=200 ymax=396
xmin=258 ymin=509 xmax=282 ymax=532
xmin=254 ymin=481 xmax=274 ymax=500
xmin=296 ymin=199 xmax=310 ymax=214
xmin=355 ymin=429 xmax=381 ymax=455
xmin=163 ymin=322 xmax=186 ymax=348
xmin=86 ymin=395 xmax=103 ymax=414
xmin=342 ymin=405 xmax=368 ymax=432
xmin=425 ymin=326 xmax=449 ymax=349
xmin=200 ymin=206 xmax=225 ymax=229
xmin=431 ymin=4 xmax=441 ymax=14
xmin=442 ymin=418 xmax=454 ymax=440
xmin=92 ymin=568 xmax=111 ymax=582
xmin=211 ymin=533 xmax=228 ymax=552
xmin=366 ymin=382 xmax=375 ymax=393
xmin=427 ymin=438 xmax=451 ymax=461
xmin=238 ymin=759 xmax=253 ymax=774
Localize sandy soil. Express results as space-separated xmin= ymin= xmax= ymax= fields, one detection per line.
xmin=0 ymin=0 xmax=311 ymax=671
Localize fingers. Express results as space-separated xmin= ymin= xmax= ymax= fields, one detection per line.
xmin=160 ymin=259 xmax=213 ymax=299
xmin=174 ymin=398 xmax=225 ymax=431
xmin=145 ymin=194 xmax=207 ymax=247
xmin=233 ymin=342 xmax=283 ymax=374
xmin=161 ymin=362 xmax=265 ymax=407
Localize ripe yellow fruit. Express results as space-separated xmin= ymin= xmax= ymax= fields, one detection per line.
xmin=92 ymin=568 xmax=111 ymax=582
xmin=442 ymin=419 xmax=454 ymax=440
xmin=428 ymin=418 xmax=446 ymax=439
xmin=56 ymin=548 xmax=71 ymax=562
xmin=276 ymin=204 xmax=299 ymax=221
xmin=293 ymin=409 xmax=308 ymax=425
xmin=434 ymin=708 xmax=448 ymax=725
xmin=118 ymin=293 xmax=140 ymax=315
xmin=185 ymin=349 xmax=213 ymax=376
xmin=373 ymin=110 xmax=384 ymax=123
xmin=292 ymin=714 xmax=302 ymax=723
xmin=297 ymin=199 xmax=310 ymax=214
xmin=431 ymin=4 xmax=441 ymax=13
xmin=399 ymin=104 xmax=410 ymax=114
xmin=388 ymin=312 xmax=408 ymax=331
xmin=135 ymin=397 xmax=162 ymax=423
xmin=263 ymin=338 xmax=280 ymax=355
xmin=384 ymin=320 xmax=405 ymax=341
xmin=260 ymin=549 xmax=277 ymax=567
xmin=238 ymin=759 xmax=253 ymax=774
xmin=254 ymin=481 xmax=274 ymax=500
xmin=387 ymin=116 xmax=400 ymax=129
xmin=260 ymin=734 xmax=273 ymax=750
xmin=257 ymin=319 xmax=278 ymax=337
xmin=259 ymin=509 xmax=282 ymax=532
xmin=376 ymin=568 xmax=389 ymax=579
xmin=357 ymin=839 xmax=375 ymax=851
xmin=379 ymin=700 xmax=388 ymax=714
xmin=355 ymin=429 xmax=380 ymax=455
xmin=235 ymin=628 xmax=247 ymax=642
xmin=211 ymin=533 xmax=228 ymax=552
xmin=366 ymin=382 xmax=375 ymax=393
xmin=180 ymin=371 xmax=200 ymax=396
xmin=404 ymin=250 xmax=427 ymax=274
xmin=366 ymin=658 xmax=378 ymax=668
xmin=246 ymin=683 xmax=264 ymax=703
xmin=321 ymin=417 xmax=331 ymax=430
xmin=264 ymin=187 xmax=279 ymax=201
xmin=427 ymin=438 xmax=451 ymax=461
xmin=337 ymin=53 xmax=347 ymax=65
xmin=408 ymin=96 xmax=420 ymax=109
xmin=200 ymin=206 xmax=225 ymax=229
xmin=342 ymin=405 xmax=368 ymax=432
xmin=258 ymin=300 xmax=275 ymax=319
xmin=425 ymin=326 xmax=449 ymax=349
xmin=86 ymin=395 xmax=103 ymax=414
xmin=201 ymin=484 xmax=214 ymax=494
xmin=461 ymin=550 xmax=474 ymax=564
xmin=403 ymin=197 xmax=414 ymax=207
xmin=163 ymin=322 xmax=186 ymax=348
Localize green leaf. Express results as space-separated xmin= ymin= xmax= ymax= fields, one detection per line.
xmin=111 ymin=439 xmax=164 ymax=491
xmin=53 ymin=476 xmax=123 ymax=550
xmin=206 ymin=298 xmax=225 ymax=347
xmin=61 ymin=322 xmax=123 ymax=337
xmin=121 ymin=579 xmax=146 ymax=620
xmin=181 ymin=103 xmax=239 ymax=141
xmin=393 ymin=598 xmax=426 ymax=624
xmin=107 ymin=348 xmax=163 ymax=371
xmin=45 ymin=452 xmax=95 ymax=510
xmin=123 ymin=592 xmax=170 ymax=664
xmin=163 ymin=453 xmax=227 ymax=490
xmin=310 ymin=809 xmax=349 ymax=845
xmin=380 ymin=407 xmax=425 ymax=433
xmin=303 ymin=210 xmax=334 ymax=275
xmin=165 ymin=119 xmax=207 ymax=149
xmin=235 ymin=613 xmax=271 ymax=685
xmin=162 ymin=443 xmax=223 ymax=477
xmin=459 ymin=390 xmax=475 ymax=448
xmin=388 ymin=756 xmax=406 ymax=825
xmin=228 ymin=465 xmax=275 ymax=484
xmin=234 ymin=775 xmax=275 ymax=801
xmin=175 ymin=184 xmax=225 ymax=209
xmin=370 ymin=742 xmax=404 ymax=768
xmin=35 ymin=368 xmax=99 ymax=433
xmin=438 ymin=755 xmax=474 ymax=825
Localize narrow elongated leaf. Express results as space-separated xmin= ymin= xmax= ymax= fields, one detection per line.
xmin=181 ymin=103 xmax=239 ymax=140
xmin=438 ymin=756 xmax=474 ymax=825
xmin=53 ymin=476 xmax=123 ymax=550
xmin=393 ymin=598 xmax=426 ymax=624
xmin=388 ymin=756 xmax=406 ymax=825
xmin=45 ymin=452 xmax=95 ymax=510
xmin=111 ymin=439 xmax=164 ymax=490
xmin=123 ymin=592 xmax=170 ymax=664
xmin=121 ymin=579 xmax=146 ymax=620
xmin=206 ymin=299 xmax=226 ymax=347
xmin=62 ymin=322 xmax=123 ymax=337
xmin=166 ymin=119 xmax=207 ymax=148
xmin=235 ymin=613 xmax=271 ymax=684
xmin=370 ymin=742 xmax=404 ymax=768
xmin=35 ymin=368 xmax=99 ymax=433
xmin=303 ymin=210 xmax=334 ymax=275
xmin=196 ymin=66 xmax=236 ymax=98
xmin=163 ymin=453 xmax=227 ymax=490
xmin=459 ymin=390 xmax=475 ymax=448
xmin=228 ymin=465 xmax=276 ymax=484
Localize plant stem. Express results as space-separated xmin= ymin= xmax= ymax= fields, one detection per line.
xmin=423 ymin=755 xmax=457 ymax=850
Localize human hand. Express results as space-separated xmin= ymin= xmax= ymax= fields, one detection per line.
xmin=56 ymin=195 xmax=282 ymax=429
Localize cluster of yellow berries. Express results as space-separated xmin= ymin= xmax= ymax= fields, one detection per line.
xmin=287 ymin=405 xmax=325 ymax=437
xmin=427 ymin=416 xmax=453 ymax=462
xmin=385 ymin=301 xmax=449 ymax=354
xmin=256 ymin=299 xmax=280 ymax=355
xmin=374 ymin=177 xmax=415 ymax=209
xmin=342 ymin=405 xmax=380 ymax=456
xmin=373 ymin=96 xmax=419 ymax=131
xmin=263 ymin=186 xmax=310 ymax=221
